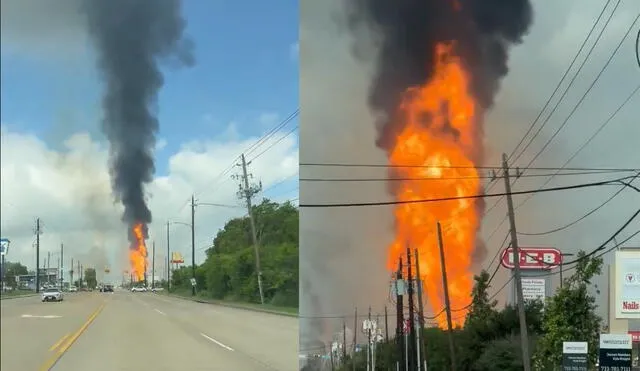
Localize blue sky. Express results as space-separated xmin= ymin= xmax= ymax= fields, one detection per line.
xmin=0 ymin=0 xmax=299 ymax=177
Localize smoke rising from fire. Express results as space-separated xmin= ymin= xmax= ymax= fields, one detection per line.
xmin=81 ymin=0 xmax=194 ymax=230
xmin=347 ymin=0 xmax=533 ymax=139
xmin=344 ymin=0 xmax=534 ymax=326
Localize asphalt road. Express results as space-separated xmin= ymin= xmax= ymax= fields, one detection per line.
xmin=0 ymin=290 xmax=298 ymax=371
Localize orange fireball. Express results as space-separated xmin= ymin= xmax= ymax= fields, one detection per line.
xmin=129 ymin=223 xmax=148 ymax=281
xmin=387 ymin=42 xmax=482 ymax=328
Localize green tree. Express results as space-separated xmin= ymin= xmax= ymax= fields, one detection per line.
xmin=533 ymin=250 xmax=603 ymax=370
xmin=3 ymin=261 xmax=28 ymax=288
xmin=84 ymin=268 xmax=98 ymax=289
xmin=197 ymin=199 xmax=299 ymax=306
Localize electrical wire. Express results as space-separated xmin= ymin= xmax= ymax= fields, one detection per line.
xmin=511 ymin=1 xmax=624 ymax=165
xmin=299 ymin=170 xmax=627 ymax=183
xmin=508 ymin=0 xmax=616 ymax=163
xmin=636 ymin=26 xmax=640 ymax=68
xmin=299 ymin=175 xmax=635 ymax=208
xmin=247 ymin=124 xmax=298 ymax=163
xmin=299 ymin=163 xmax=638 ymax=172
xmin=515 ymin=84 xmax=640 ymax=210
xmin=517 ymin=173 xmax=639 ymax=236
xmin=515 ymin=13 xmax=639 ymax=170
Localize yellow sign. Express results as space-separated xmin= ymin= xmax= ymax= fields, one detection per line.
xmin=171 ymin=252 xmax=184 ymax=264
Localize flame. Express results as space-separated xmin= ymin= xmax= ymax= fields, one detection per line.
xmin=129 ymin=223 xmax=148 ymax=281
xmin=387 ymin=42 xmax=481 ymax=328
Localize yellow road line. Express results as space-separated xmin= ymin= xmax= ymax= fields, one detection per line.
xmin=38 ymin=301 xmax=106 ymax=371
xmin=48 ymin=334 xmax=69 ymax=352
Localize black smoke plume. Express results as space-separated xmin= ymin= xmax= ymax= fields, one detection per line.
xmin=346 ymin=0 xmax=533 ymax=151
xmin=82 ymin=0 xmax=194 ymax=235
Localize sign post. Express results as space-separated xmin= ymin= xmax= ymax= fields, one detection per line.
xmin=562 ymin=341 xmax=588 ymax=371
xmin=0 ymin=238 xmax=9 ymax=291
xmin=599 ymin=333 xmax=632 ymax=371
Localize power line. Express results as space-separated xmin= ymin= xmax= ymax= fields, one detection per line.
xmin=517 ymin=174 xmax=639 ymax=236
xmin=299 ymin=175 xmax=635 ymax=208
xmin=507 ymin=0 xmax=616 ymax=162
xmin=635 ymin=25 xmax=640 ymax=68
xmin=299 ymin=170 xmax=629 ymax=183
xmin=516 ymin=12 xmax=639 ymax=169
xmin=514 ymin=84 xmax=640 ymax=210
xmin=299 ymin=163 xmax=638 ymax=172
xmin=511 ymin=1 xmax=624 ymax=164
xmin=248 ymin=124 xmax=298 ymax=162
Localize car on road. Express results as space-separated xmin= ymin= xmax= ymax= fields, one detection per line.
xmin=101 ymin=284 xmax=114 ymax=293
xmin=131 ymin=286 xmax=147 ymax=292
xmin=69 ymin=286 xmax=78 ymax=292
xmin=41 ymin=287 xmax=63 ymax=302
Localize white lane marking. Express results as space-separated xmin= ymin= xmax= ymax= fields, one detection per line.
xmin=154 ymin=308 xmax=166 ymax=315
xmin=21 ymin=314 xmax=62 ymax=318
xmin=200 ymin=333 xmax=234 ymax=351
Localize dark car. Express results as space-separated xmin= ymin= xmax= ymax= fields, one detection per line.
xmin=102 ymin=284 xmax=114 ymax=292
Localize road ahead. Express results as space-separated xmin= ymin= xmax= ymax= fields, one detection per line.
xmin=0 ymin=290 xmax=298 ymax=371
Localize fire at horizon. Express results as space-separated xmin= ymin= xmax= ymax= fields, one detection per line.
xmin=129 ymin=223 xmax=148 ymax=281
xmin=386 ymin=42 xmax=482 ymax=328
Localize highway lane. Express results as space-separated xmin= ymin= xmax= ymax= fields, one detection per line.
xmin=0 ymin=292 xmax=105 ymax=371
xmin=2 ymin=289 xmax=297 ymax=370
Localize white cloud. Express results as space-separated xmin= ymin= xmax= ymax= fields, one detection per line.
xmin=0 ymin=123 xmax=298 ymax=282
xmin=259 ymin=112 xmax=280 ymax=127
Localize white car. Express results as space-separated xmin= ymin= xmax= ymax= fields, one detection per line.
xmin=42 ymin=287 xmax=63 ymax=302
xmin=131 ymin=286 xmax=147 ymax=292
xmin=69 ymin=286 xmax=78 ymax=292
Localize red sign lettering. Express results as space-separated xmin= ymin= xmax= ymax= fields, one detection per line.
xmin=500 ymin=247 xmax=562 ymax=270
xmin=622 ymin=301 xmax=640 ymax=311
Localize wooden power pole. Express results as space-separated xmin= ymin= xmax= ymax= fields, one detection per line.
xmin=502 ymin=153 xmax=531 ymax=371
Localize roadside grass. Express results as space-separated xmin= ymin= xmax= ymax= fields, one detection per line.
xmin=158 ymin=289 xmax=298 ymax=317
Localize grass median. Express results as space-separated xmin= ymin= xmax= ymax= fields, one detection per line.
xmin=157 ymin=289 xmax=298 ymax=317
xmin=0 ymin=290 xmax=38 ymax=300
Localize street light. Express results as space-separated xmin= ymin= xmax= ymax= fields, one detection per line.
xmin=166 ymin=220 xmax=192 ymax=293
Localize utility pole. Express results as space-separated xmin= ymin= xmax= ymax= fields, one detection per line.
xmin=384 ymin=306 xmax=389 ymax=343
xmin=80 ymin=264 xmax=83 ymax=289
xmin=396 ymin=257 xmax=406 ymax=371
xmin=437 ymin=222 xmax=456 ymax=371
xmin=367 ymin=306 xmax=372 ymax=371
xmin=352 ymin=308 xmax=358 ymax=371
xmin=35 ymin=218 xmax=41 ymax=293
xmin=70 ymin=258 xmax=74 ymax=287
xmin=235 ymin=153 xmax=265 ymax=304
xmin=502 ymin=153 xmax=531 ymax=371
xmin=343 ymin=320 xmax=347 ymax=364
xmin=60 ymin=243 xmax=64 ymax=290
xmin=415 ymin=249 xmax=427 ymax=369
xmin=406 ymin=248 xmax=416 ymax=371
xmin=47 ymin=251 xmax=51 ymax=284
xmin=77 ymin=261 xmax=81 ymax=289
xmin=166 ymin=221 xmax=170 ymax=290
xmin=151 ymin=240 xmax=155 ymax=289
xmin=190 ymin=195 xmax=196 ymax=296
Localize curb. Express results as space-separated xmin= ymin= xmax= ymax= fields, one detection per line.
xmin=159 ymin=292 xmax=298 ymax=318
xmin=0 ymin=293 xmax=38 ymax=300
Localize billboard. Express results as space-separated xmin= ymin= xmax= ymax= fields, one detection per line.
xmin=501 ymin=247 xmax=562 ymax=270
xmin=614 ymin=250 xmax=640 ymax=320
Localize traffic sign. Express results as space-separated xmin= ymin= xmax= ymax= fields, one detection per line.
xmin=500 ymin=247 xmax=562 ymax=270
xmin=0 ymin=238 xmax=9 ymax=256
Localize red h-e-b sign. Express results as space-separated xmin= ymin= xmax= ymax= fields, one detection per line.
xmin=500 ymin=247 xmax=562 ymax=270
